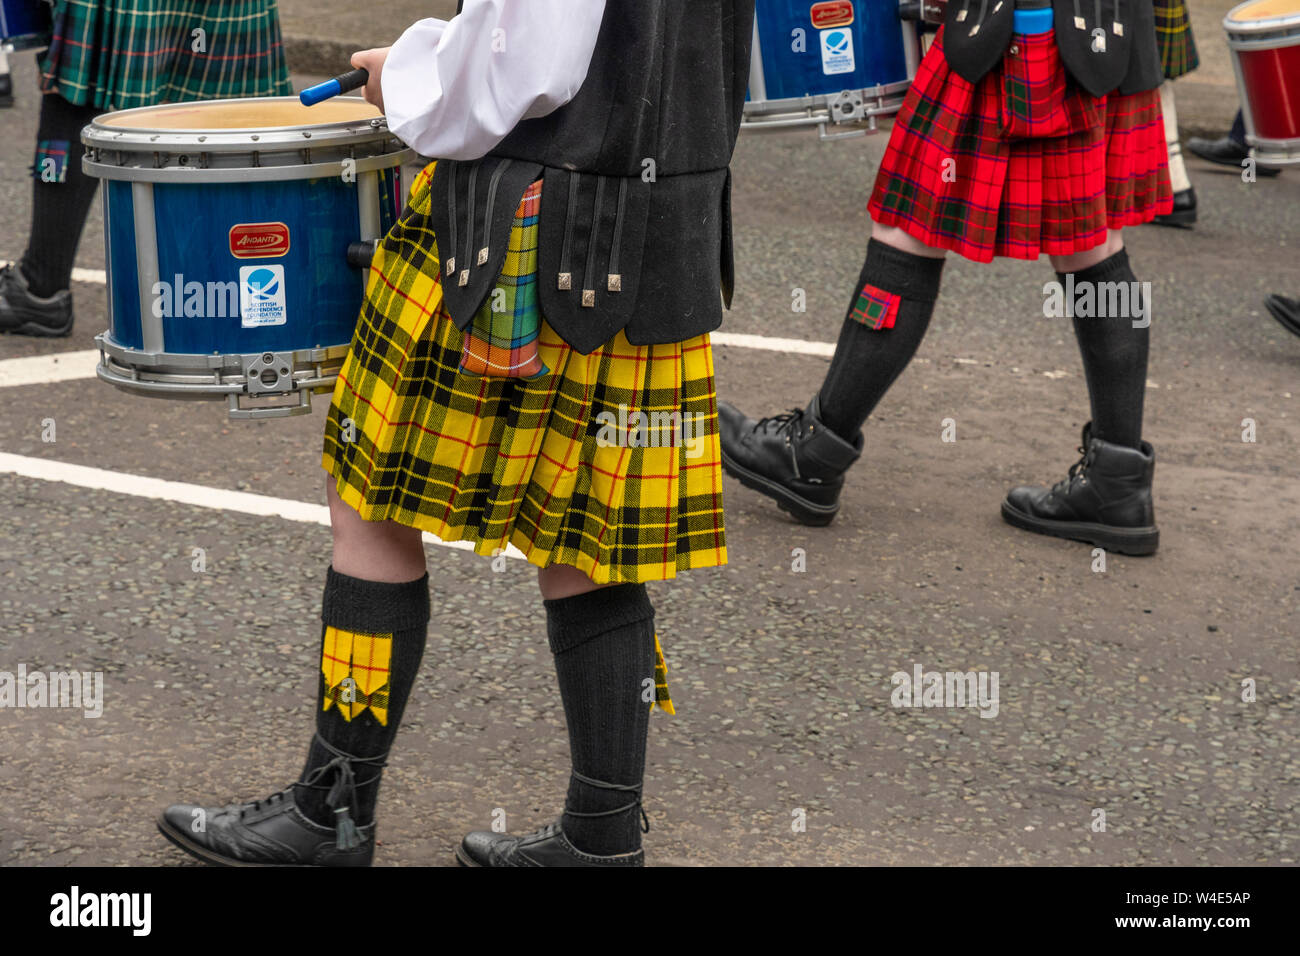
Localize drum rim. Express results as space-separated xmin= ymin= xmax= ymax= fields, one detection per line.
xmin=1224 ymin=0 xmax=1300 ymax=33
xmin=83 ymin=96 xmax=392 ymax=149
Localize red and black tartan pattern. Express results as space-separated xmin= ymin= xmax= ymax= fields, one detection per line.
xmin=1000 ymin=31 xmax=1072 ymax=139
xmin=869 ymin=29 xmax=1173 ymax=262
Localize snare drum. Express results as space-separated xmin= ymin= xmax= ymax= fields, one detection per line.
xmin=1225 ymin=0 xmax=1300 ymax=167
xmin=743 ymin=0 xmax=922 ymax=139
xmin=0 ymin=0 xmax=52 ymax=51
xmin=83 ymin=97 xmax=416 ymax=420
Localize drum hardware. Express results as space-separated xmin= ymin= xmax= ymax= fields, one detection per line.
xmin=346 ymin=240 xmax=379 ymax=269
xmin=743 ymin=0 xmax=921 ymax=138
xmin=898 ymin=0 xmax=947 ymax=26
xmin=84 ymin=97 xmax=414 ymax=421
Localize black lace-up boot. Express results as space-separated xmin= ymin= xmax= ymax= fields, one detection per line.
xmin=719 ymin=394 xmax=863 ymax=526
xmin=156 ymin=736 xmax=384 ymax=867
xmin=1001 ymin=423 xmax=1159 ymax=556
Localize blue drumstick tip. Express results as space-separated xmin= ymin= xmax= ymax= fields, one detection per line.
xmin=300 ymin=78 xmax=343 ymax=107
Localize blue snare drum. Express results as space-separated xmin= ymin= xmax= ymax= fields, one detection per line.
xmin=82 ymin=98 xmax=415 ymax=420
xmin=743 ymin=0 xmax=924 ymax=138
xmin=0 ymin=0 xmax=52 ymax=51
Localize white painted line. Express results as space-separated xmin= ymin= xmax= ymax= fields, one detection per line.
xmin=1 ymin=261 xmax=106 ymax=286
xmin=0 ymin=452 xmax=529 ymax=562
xmin=0 ymin=350 xmax=100 ymax=387
xmin=72 ymin=266 xmax=108 ymax=285
xmin=711 ymin=331 xmax=836 ymax=358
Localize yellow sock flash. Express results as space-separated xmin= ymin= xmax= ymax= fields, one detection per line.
xmin=653 ymin=633 xmax=675 ymax=715
xmin=321 ymin=626 xmax=393 ymax=724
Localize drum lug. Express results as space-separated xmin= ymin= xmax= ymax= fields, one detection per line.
xmin=243 ymin=351 xmax=297 ymax=396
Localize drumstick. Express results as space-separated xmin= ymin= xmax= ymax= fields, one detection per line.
xmin=299 ymin=68 xmax=371 ymax=107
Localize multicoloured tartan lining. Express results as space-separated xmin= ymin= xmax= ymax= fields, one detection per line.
xmin=40 ymin=0 xmax=292 ymax=110
xmin=459 ymin=179 xmax=549 ymax=380
xmin=868 ymin=27 xmax=1172 ymax=262
xmin=849 ymin=283 xmax=901 ymax=330
xmin=1154 ymin=0 xmax=1199 ymax=80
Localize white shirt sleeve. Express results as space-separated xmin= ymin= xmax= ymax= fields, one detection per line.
xmin=380 ymin=0 xmax=607 ymax=161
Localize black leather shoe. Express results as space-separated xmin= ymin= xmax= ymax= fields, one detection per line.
xmin=1186 ymin=135 xmax=1281 ymax=176
xmin=1001 ymin=424 xmax=1158 ymax=556
xmin=1151 ymin=187 xmax=1196 ymax=227
xmin=457 ymin=820 xmax=644 ymax=867
xmin=0 ymin=71 xmax=13 ymax=109
xmin=1264 ymin=294 xmax=1300 ymax=338
xmin=719 ymin=395 xmax=863 ymax=526
xmin=0 ymin=263 xmax=74 ymax=337
xmin=157 ymin=787 xmax=375 ymax=867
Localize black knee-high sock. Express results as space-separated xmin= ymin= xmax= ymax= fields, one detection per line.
xmin=295 ymin=567 xmax=430 ymax=831
xmin=19 ymin=93 xmax=101 ymax=298
xmin=546 ymin=583 xmax=656 ymax=857
xmin=1059 ymin=248 xmax=1149 ymax=449
xmin=817 ymin=239 xmax=946 ymax=443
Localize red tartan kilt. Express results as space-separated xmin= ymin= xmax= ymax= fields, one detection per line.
xmin=868 ymin=29 xmax=1173 ymax=262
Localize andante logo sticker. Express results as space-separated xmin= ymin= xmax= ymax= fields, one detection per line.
xmin=811 ymin=1 xmax=854 ymax=29
xmin=229 ymin=222 xmax=291 ymax=259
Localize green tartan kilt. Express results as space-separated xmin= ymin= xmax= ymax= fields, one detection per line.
xmin=39 ymin=0 xmax=293 ymax=110
xmin=1154 ymin=0 xmax=1199 ymax=80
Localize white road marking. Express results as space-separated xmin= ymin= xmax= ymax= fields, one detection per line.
xmin=0 ymin=452 xmax=530 ymax=562
xmin=0 ymin=349 xmax=101 ymax=387
xmin=710 ymin=331 xmax=835 ymax=358
xmin=1 ymin=261 xmax=106 ymax=286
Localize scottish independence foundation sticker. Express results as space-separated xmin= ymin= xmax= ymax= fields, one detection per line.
xmin=239 ymin=265 xmax=288 ymax=328
xmin=820 ymin=27 xmax=855 ymax=75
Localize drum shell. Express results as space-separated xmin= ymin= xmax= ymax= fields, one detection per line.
xmin=101 ymin=169 xmax=402 ymax=356
xmin=1224 ymin=0 xmax=1300 ymax=165
xmin=0 ymin=0 xmax=52 ymax=50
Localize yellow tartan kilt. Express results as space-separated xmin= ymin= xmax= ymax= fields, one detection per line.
xmin=321 ymin=166 xmax=728 ymax=587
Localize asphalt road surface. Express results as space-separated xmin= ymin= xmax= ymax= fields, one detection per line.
xmin=0 ymin=59 xmax=1296 ymax=866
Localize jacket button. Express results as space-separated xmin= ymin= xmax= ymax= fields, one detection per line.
xmin=1008 ymin=44 xmax=1018 ymax=55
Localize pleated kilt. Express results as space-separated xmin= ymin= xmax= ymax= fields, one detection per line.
xmin=39 ymin=0 xmax=292 ymax=110
xmin=1154 ymin=0 xmax=1199 ymax=80
xmin=322 ymin=164 xmax=728 ymax=589
xmin=868 ymin=28 xmax=1173 ymax=262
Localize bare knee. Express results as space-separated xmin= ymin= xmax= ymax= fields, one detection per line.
xmin=870 ymin=223 xmax=947 ymax=260
xmin=537 ymin=564 xmax=607 ymax=601
xmin=327 ymin=477 xmax=426 ymax=582
xmin=1051 ymin=230 xmax=1125 ymax=273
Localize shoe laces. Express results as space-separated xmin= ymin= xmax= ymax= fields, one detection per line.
xmin=241 ymin=788 xmax=291 ymax=817
xmin=1050 ymin=443 xmax=1094 ymax=497
xmin=754 ymin=408 xmax=804 ymax=438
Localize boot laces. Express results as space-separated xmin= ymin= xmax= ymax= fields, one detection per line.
xmin=1050 ymin=443 xmax=1094 ymax=497
xmin=754 ymin=408 xmax=804 ymax=439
